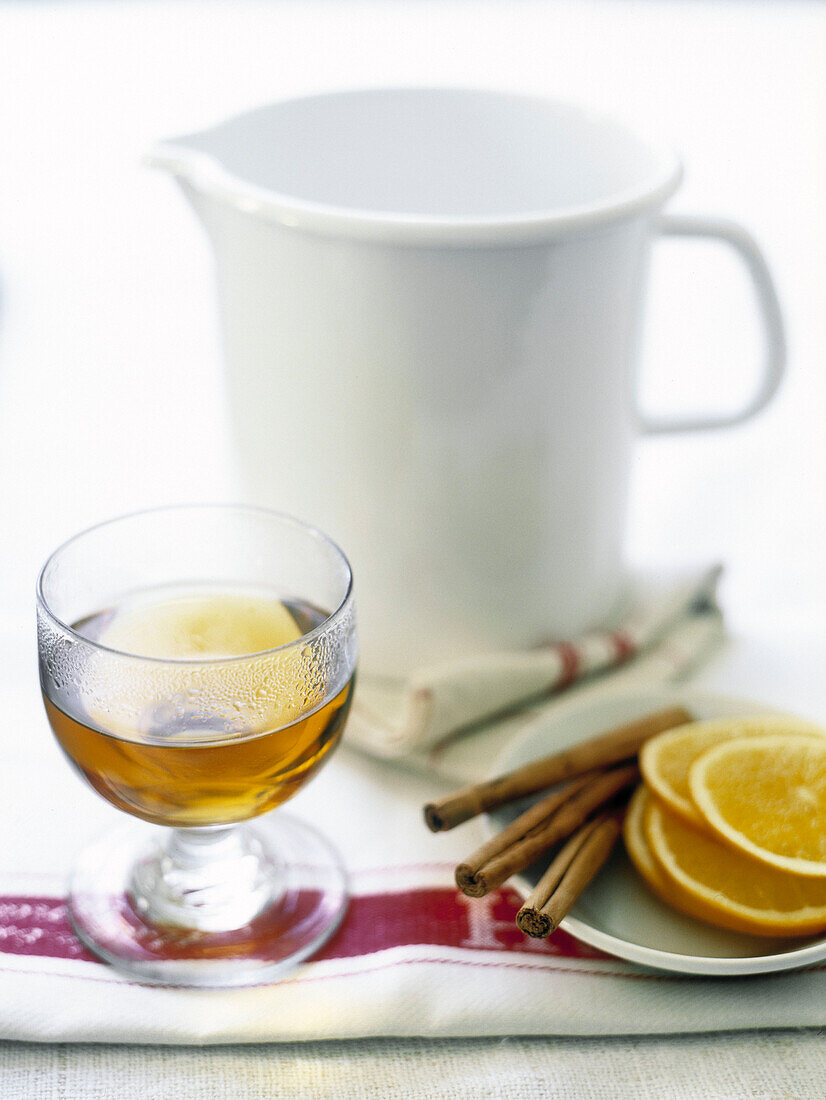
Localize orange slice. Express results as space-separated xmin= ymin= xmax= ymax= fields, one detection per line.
xmin=643 ymin=792 xmax=826 ymax=936
xmin=99 ymin=590 xmax=302 ymax=659
xmin=639 ymin=716 xmax=824 ymax=828
xmin=623 ymin=785 xmax=668 ymax=891
xmin=88 ymin=591 xmax=312 ymax=742
xmin=689 ymin=734 xmax=826 ymax=877
xmin=623 ymin=784 xmax=784 ymax=934
xmin=623 ymin=785 xmax=726 ymax=928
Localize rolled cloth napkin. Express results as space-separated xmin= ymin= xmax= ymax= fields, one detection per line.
xmin=347 ymin=565 xmax=725 ymax=782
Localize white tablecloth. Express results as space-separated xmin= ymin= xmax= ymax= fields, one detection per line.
xmin=2 ymin=1030 xmax=825 ymax=1100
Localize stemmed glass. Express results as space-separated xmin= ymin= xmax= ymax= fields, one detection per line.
xmin=36 ymin=505 xmax=357 ymax=986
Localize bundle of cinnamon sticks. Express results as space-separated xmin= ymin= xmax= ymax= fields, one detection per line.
xmin=424 ymin=706 xmax=691 ymax=938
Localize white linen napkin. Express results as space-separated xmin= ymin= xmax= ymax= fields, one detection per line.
xmin=5 ymin=865 xmax=826 ymax=1044
xmin=348 ymin=566 xmax=725 ymax=782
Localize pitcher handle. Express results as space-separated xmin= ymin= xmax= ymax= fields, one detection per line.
xmin=638 ymin=214 xmax=786 ymax=435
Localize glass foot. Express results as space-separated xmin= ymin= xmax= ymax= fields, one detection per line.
xmin=67 ymin=813 xmax=348 ymax=987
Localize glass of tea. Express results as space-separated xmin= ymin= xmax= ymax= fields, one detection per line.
xmin=37 ymin=505 xmax=357 ymax=986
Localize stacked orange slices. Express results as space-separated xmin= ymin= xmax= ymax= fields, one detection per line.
xmin=624 ymin=716 xmax=826 ymax=936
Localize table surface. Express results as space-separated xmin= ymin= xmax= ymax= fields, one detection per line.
xmin=2 ymin=0 xmax=826 ymax=1095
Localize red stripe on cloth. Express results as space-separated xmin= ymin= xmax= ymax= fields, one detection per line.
xmin=609 ymin=630 xmax=636 ymax=663
xmin=552 ymin=642 xmax=581 ymax=689
xmin=0 ymin=889 xmax=610 ymax=965
xmin=0 ymin=898 xmax=96 ymax=963
xmin=319 ymin=888 xmax=607 ymax=962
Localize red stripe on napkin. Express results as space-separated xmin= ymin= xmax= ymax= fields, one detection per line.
xmin=552 ymin=642 xmax=580 ymax=689
xmin=0 ymin=897 xmax=95 ymax=962
xmin=609 ymin=630 xmax=636 ymax=663
xmin=0 ymin=890 xmax=609 ymax=966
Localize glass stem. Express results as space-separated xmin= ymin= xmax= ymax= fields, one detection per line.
xmin=166 ymin=825 xmax=244 ymax=868
xmin=130 ymin=823 xmax=283 ymax=933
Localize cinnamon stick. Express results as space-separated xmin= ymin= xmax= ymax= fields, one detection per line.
xmin=517 ymin=815 xmax=622 ymax=938
xmin=456 ymin=764 xmax=637 ymax=897
xmin=452 ymin=770 xmax=600 ymax=894
xmin=424 ymin=706 xmax=690 ymax=832
xmin=515 ymin=815 xmax=605 ymax=937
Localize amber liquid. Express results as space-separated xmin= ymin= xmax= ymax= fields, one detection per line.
xmin=43 ymin=590 xmax=353 ymax=828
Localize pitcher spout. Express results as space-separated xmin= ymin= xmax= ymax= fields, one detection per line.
xmin=145 ymin=134 xmax=226 ymax=193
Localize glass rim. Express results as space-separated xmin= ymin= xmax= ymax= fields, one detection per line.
xmin=35 ymin=503 xmax=354 ymax=668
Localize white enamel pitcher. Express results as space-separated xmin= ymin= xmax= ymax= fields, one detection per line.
xmin=150 ymin=89 xmax=785 ymax=675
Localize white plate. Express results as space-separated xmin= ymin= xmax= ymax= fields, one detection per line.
xmin=486 ymin=686 xmax=826 ymax=976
